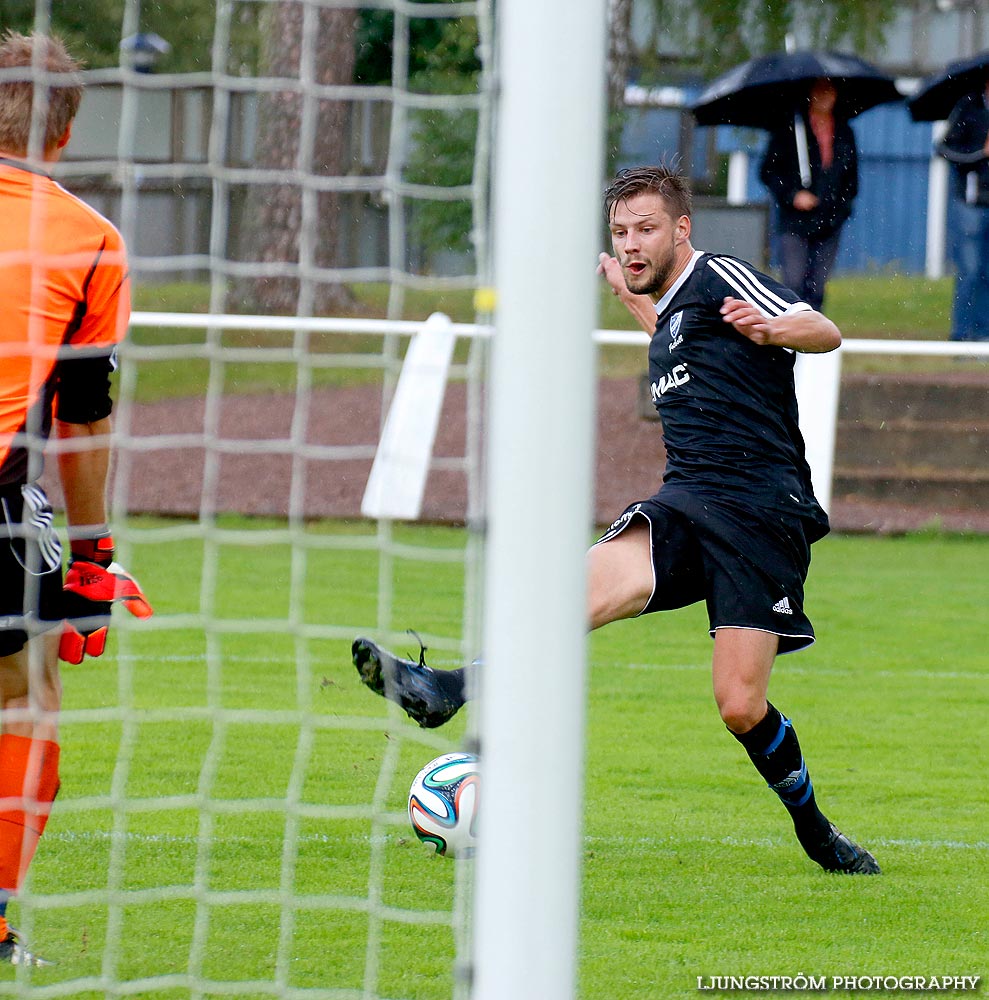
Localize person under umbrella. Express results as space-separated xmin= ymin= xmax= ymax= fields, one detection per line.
xmin=908 ymin=53 xmax=989 ymax=343
xmin=907 ymin=50 xmax=989 ymax=123
xmin=692 ymin=51 xmax=902 ymax=312
xmin=758 ymin=77 xmax=858 ymax=311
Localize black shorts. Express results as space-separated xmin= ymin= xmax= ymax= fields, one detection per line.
xmin=596 ymin=486 xmax=819 ymax=654
xmin=0 ymin=484 xmax=64 ymax=656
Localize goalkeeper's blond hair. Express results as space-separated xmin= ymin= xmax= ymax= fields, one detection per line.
xmin=0 ymin=31 xmax=83 ymax=157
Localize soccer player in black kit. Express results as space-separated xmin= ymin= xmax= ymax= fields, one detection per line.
xmin=353 ymin=164 xmax=879 ymax=875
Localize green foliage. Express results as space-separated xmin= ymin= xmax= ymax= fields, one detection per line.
xmin=641 ymin=0 xmax=902 ymax=80
xmin=802 ymin=0 xmax=903 ymax=56
xmin=354 ymin=6 xmax=465 ymax=86
xmin=0 ymin=0 xmax=251 ymax=73
xmin=352 ymin=4 xmax=483 ymax=268
xmin=407 ymin=13 xmax=481 ymax=94
xmin=403 ymin=17 xmax=481 ymax=266
xmin=0 ymin=0 xmax=126 ymax=68
xmin=127 ymin=0 xmax=221 ymax=72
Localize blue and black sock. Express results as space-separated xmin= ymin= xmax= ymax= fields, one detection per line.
xmin=732 ymin=703 xmax=833 ymax=856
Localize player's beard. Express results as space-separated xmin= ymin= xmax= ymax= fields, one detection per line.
xmin=623 ymin=241 xmax=677 ymax=296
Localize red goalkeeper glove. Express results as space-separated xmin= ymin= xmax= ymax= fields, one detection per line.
xmin=59 ymin=532 xmax=153 ymax=664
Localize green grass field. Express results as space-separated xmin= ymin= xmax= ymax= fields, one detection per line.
xmin=7 ymin=519 xmax=986 ymax=997
xmin=134 ymin=271 xmax=953 ymax=340
xmin=127 ymin=273 xmax=961 ymax=403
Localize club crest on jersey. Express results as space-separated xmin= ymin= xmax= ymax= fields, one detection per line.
xmin=669 ymin=310 xmax=683 ymax=352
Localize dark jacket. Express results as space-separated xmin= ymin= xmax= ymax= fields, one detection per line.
xmin=759 ymin=114 xmax=858 ymax=239
xmin=936 ymin=90 xmax=989 ymax=206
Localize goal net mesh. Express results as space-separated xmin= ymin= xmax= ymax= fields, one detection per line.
xmin=13 ymin=1 xmax=492 ymax=996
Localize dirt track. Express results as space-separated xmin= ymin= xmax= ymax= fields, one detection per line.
xmin=49 ymin=378 xmax=989 ymax=535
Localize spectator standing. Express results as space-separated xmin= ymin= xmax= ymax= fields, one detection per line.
xmin=936 ymin=82 xmax=989 ymax=343
xmin=759 ymin=78 xmax=859 ymax=311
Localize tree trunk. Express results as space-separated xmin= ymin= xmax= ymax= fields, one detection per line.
xmin=608 ymin=0 xmax=634 ymax=116
xmin=606 ymin=0 xmax=635 ymax=165
xmin=237 ymin=1 xmax=358 ymax=315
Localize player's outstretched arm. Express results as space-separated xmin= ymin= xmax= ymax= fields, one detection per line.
xmin=720 ymin=297 xmax=841 ymax=354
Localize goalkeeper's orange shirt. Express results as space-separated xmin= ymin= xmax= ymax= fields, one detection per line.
xmin=0 ymin=157 xmax=130 ymax=487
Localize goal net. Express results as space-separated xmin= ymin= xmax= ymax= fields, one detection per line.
xmin=14 ymin=1 xmax=495 ymax=996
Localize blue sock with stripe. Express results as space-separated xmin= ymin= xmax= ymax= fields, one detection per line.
xmin=732 ymin=703 xmax=832 ymax=854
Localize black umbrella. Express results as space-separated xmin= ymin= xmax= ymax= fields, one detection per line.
xmin=691 ymin=50 xmax=902 ymax=130
xmin=907 ymin=51 xmax=989 ymax=122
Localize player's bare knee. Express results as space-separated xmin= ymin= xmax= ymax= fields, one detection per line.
xmin=716 ymin=694 xmax=766 ymax=735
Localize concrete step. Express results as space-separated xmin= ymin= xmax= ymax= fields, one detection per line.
xmin=834 ymin=420 xmax=988 ymax=467
xmin=835 ymin=371 xmax=988 ymax=507
xmin=832 ymin=468 xmax=989 ymax=508
xmin=838 ymin=371 xmax=989 ymax=423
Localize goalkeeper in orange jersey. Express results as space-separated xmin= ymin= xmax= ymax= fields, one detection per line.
xmin=0 ymin=31 xmax=151 ymax=965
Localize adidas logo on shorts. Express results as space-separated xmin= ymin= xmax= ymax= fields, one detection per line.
xmin=772 ymin=596 xmax=793 ymax=615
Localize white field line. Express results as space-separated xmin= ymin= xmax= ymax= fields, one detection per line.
xmin=620 ymin=661 xmax=988 ymax=682
xmin=45 ymin=829 xmax=989 ymax=853
xmin=113 ymin=652 xmax=467 ymax=669
xmin=112 ymin=653 xmax=987 ymax=682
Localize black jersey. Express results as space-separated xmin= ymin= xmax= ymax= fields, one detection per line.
xmin=647 ymin=249 xmax=828 ymax=531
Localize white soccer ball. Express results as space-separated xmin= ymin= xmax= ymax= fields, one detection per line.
xmin=407 ymin=751 xmax=479 ymax=857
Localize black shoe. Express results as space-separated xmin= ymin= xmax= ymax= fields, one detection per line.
xmin=0 ymin=928 xmax=53 ymax=967
xmin=352 ymin=634 xmax=463 ymax=729
xmin=810 ymin=824 xmax=881 ymax=874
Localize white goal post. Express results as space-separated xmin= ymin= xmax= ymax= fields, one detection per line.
xmin=473 ymin=2 xmax=607 ymax=999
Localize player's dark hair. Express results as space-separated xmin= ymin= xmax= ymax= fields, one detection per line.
xmin=0 ymin=31 xmax=83 ymax=157
xmin=604 ymin=165 xmax=692 ymax=222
